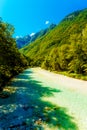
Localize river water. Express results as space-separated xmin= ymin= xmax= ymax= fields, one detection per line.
xmin=0 ymin=68 xmax=87 ymax=130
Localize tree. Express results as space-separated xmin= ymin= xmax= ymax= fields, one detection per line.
xmin=0 ymin=19 xmax=28 ymax=91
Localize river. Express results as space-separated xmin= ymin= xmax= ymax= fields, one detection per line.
xmin=0 ymin=68 xmax=87 ymax=130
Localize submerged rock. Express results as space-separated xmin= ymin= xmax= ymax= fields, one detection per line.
xmin=0 ymin=91 xmax=10 ymax=98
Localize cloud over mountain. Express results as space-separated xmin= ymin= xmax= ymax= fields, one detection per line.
xmin=45 ymin=21 xmax=49 ymax=25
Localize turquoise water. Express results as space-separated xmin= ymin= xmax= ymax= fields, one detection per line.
xmin=0 ymin=68 xmax=87 ymax=129
xmin=28 ymin=68 xmax=87 ymax=130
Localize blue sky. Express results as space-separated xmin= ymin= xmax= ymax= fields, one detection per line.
xmin=0 ymin=0 xmax=87 ymax=37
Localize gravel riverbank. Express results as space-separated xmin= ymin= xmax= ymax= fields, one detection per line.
xmin=0 ymin=68 xmax=87 ymax=130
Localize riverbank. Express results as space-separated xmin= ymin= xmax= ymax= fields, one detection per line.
xmin=31 ymin=68 xmax=87 ymax=129
xmin=0 ymin=68 xmax=87 ymax=129
xmin=33 ymin=68 xmax=87 ymax=94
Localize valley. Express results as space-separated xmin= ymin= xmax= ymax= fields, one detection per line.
xmin=0 ymin=5 xmax=87 ymax=130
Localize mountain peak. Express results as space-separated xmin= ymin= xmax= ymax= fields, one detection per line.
xmin=16 ymin=24 xmax=56 ymax=49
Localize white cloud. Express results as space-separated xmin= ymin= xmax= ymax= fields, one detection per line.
xmin=45 ymin=21 xmax=50 ymax=25
xmin=16 ymin=36 xmax=22 ymax=39
xmin=30 ymin=33 xmax=35 ymax=37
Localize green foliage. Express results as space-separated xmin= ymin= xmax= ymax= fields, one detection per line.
xmin=20 ymin=9 xmax=87 ymax=80
xmin=0 ymin=20 xmax=28 ymax=91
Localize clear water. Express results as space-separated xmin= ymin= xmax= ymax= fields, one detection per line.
xmin=0 ymin=68 xmax=87 ymax=130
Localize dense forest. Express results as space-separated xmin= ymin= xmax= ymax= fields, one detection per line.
xmin=20 ymin=9 xmax=87 ymax=80
xmin=0 ymin=18 xmax=28 ymax=91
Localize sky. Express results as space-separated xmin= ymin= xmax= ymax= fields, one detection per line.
xmin=0 ymin=0 xmax=87 ymax=37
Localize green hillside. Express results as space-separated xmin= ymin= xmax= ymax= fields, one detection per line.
xmin=16 ymin=24 xmax=56 ymax=49
xmin=20 ymin=9 xmax=87 ymax=79
xmin=0 ymin=19 xmax=28 ymax=91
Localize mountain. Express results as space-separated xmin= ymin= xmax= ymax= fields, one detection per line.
xmin=30 ymin=23 xmax=56 ymax=42
xmin=20 ymin=9 xmax=87 ymax=78
xmin=16 ymin=35 xmax=31 ymax=49
xmin=16 ymin=24 xmax=56 ymax=49
xmin=0 ymin=20 xmax=28 ymax=91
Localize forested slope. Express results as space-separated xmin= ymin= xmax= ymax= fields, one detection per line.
xmin=0 ymin=19 xmax=28 ymax=91
xmin=16 ymin=24 xmax=56 ymax=49
xmin=20 ymin=9 xmax=87 ymax=79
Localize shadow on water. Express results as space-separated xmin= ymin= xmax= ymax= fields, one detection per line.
xmin=0 ymin=69 xmax=78 ymax=129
